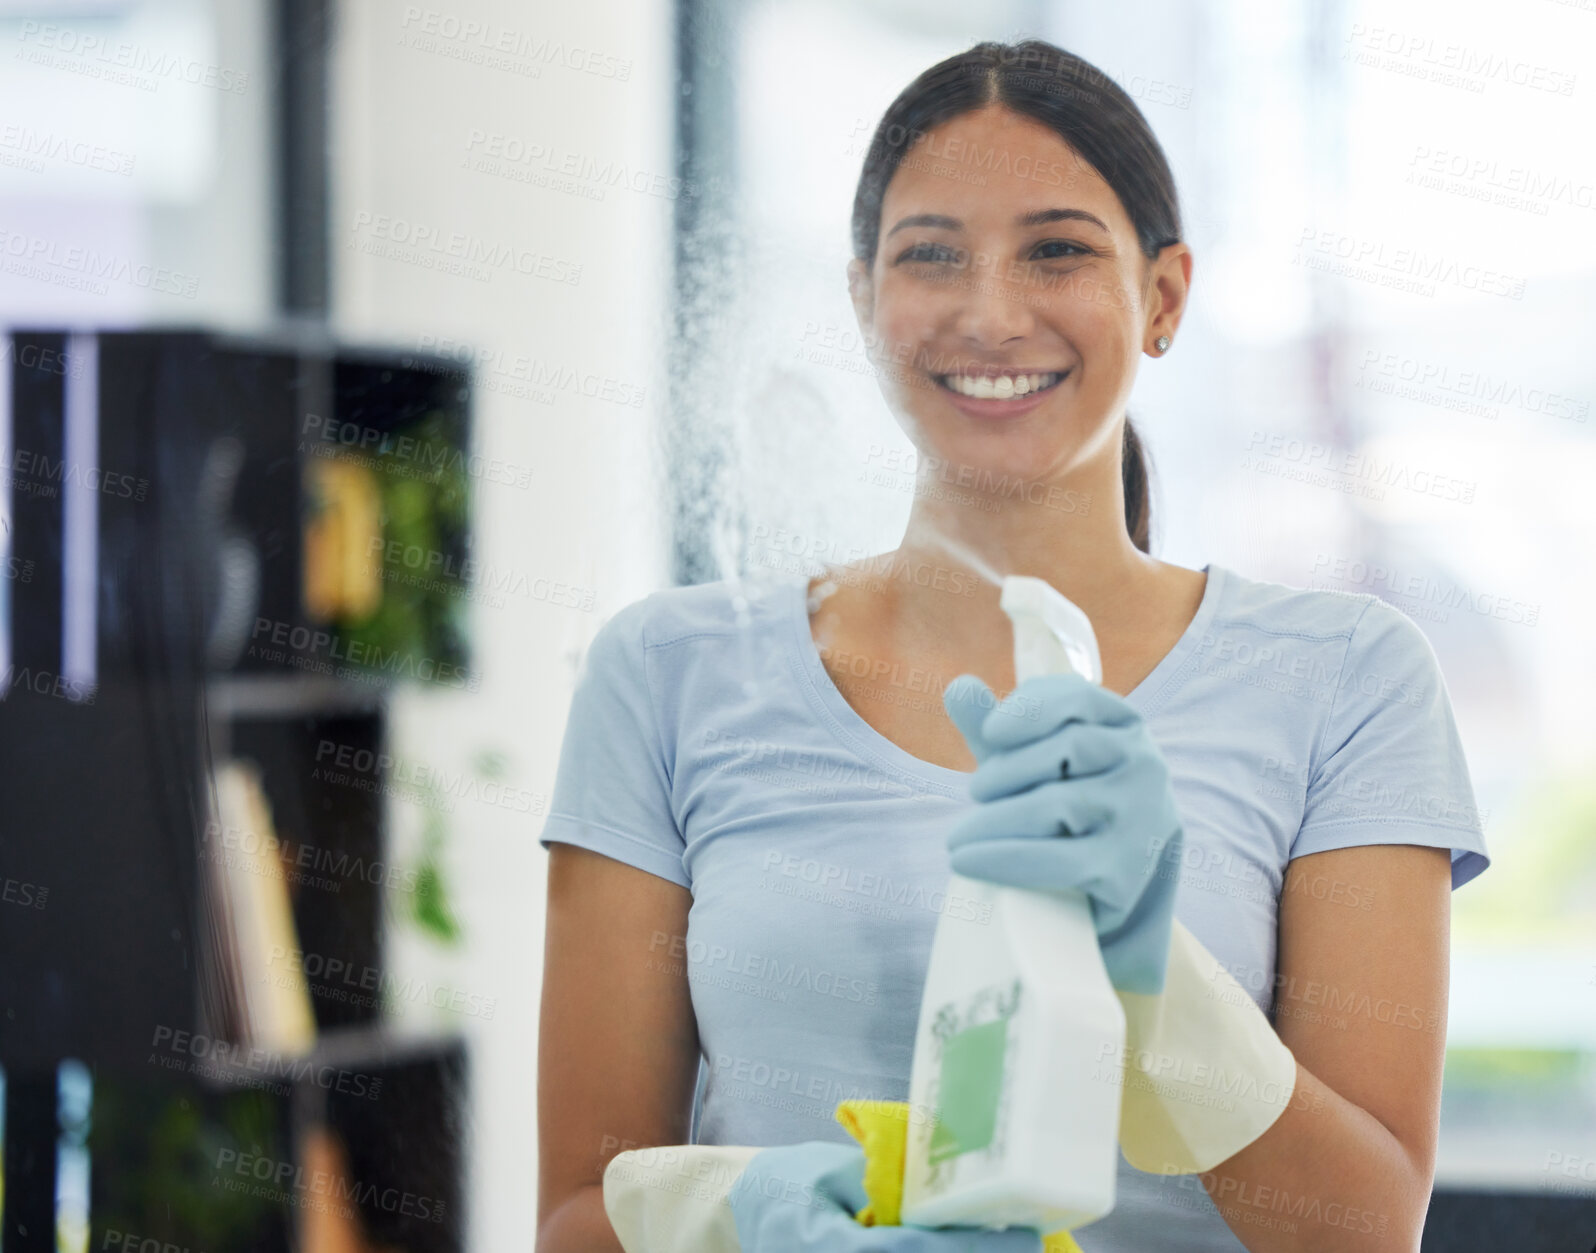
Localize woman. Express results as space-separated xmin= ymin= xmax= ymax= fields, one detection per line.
xmin=535 ymin=39 xmax=1490 ymax=1252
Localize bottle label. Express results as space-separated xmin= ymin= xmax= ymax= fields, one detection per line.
xmin=926 ymin=978 xmax=1022 ymax=1165
xmin=928 ymin=1016 xmax=1008 ymax=1162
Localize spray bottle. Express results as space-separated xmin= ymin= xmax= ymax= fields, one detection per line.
xmin=900 ymin=575 xmax=1125 ymax=1233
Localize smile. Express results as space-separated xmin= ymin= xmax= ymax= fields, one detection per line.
xmin=934 ymin=370 xmax=1068 ymax=400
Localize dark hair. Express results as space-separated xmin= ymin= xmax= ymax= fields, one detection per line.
xmin=850 ymin=39 xmax=1183 ymax=553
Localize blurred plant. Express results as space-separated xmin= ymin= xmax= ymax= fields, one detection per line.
xmin=409 ymin=797 xmax=461 ymax=946
xmin=88 ymin=1077 xmax=285 ymax=1250
xmin=305 ymin=408 xmax=471 ymax=682
xmin=395 ymin=748 xmax=509 ymax=946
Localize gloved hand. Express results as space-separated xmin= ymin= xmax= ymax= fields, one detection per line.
xmin=942 ymin=672 xmax=1185 ymax=995
xmin=728 ymin=1140 xmax=1042 ymax=1252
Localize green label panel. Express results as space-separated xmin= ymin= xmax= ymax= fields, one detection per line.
xmin=928 ymin=1017 xmax=1007 ymax=1164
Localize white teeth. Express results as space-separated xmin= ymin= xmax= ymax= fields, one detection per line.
xmin=941 ymin=371 xmax=1062 ymax=399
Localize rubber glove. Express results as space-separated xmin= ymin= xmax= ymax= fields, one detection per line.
xmin=943 ymin=673 xmax=1298 ymax=1175
xmin=942 ymin=672 xmax=1184 ymax=995
xmin=728 ymin=1141 xmax=1043 ymax=1252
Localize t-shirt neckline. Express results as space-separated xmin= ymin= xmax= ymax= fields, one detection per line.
xmin=781 ymin=562 xmax=1227 ymax=791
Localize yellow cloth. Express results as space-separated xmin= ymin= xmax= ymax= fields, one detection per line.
xmin=834 ymin=1099 xmax=1083 ymax=1253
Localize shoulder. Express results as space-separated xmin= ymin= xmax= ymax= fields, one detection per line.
xmin=1212 ymin=565 xmax=1447 ymax=706
xmin=1210 ymin=563 xmax=1381 ymax=643
xmin=592 ymin=574 xmax=803 ymax=655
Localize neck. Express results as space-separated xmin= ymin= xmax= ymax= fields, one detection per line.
xmin=885 ymin=441 xmax=1160 ymax=656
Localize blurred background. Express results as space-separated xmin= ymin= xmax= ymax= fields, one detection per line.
xmin=0 ymin=0 xmax=1593 ymax=1249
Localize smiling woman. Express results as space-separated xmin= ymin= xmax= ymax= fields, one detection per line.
xmin=847 ymin=46 xmax=1186 ymax=558
xmin=536 ymin=36 xmax=1489 ymax=1253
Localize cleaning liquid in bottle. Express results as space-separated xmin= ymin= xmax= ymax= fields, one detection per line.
xmin=900 ymin=574 xmax=1125 ymax=1234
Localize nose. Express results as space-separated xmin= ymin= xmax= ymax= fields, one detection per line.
xmin=951 ymin=255 xmax=1035 ymax=349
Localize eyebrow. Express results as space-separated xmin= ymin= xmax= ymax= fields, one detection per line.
xmin=886 ymin=208 xmax=1111 ymax=237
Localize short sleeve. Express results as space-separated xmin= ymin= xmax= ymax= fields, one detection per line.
xmin=538 ymin=598 xmax=690 ymax=889
xmin=1291 ymin=598 xmax=1491 ymax=890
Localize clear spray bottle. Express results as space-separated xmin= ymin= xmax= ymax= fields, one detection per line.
xmin=900 ymin=575 xmax=1125 ymax=1233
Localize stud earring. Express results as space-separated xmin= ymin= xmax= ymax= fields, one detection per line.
xmin=1155 ymin=335 xmax=1170 ymax=353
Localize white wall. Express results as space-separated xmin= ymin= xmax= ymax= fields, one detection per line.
xmin=329 ymin=2 xmax=675 ymax=1245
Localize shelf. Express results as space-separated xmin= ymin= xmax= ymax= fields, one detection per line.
xmin=207 ymin=673 xmax=391 ymax=719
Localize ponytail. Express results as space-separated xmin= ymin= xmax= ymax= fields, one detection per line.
xmin=1122 ymin=418 xmax=1152 ymax=554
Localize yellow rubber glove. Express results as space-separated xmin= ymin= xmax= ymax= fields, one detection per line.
xmin=1109 ymin=920 xmax=1298 ymax=1175
xmin=834 ymin=1099 xmax=1083 ymax=1253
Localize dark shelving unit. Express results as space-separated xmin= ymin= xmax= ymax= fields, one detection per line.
xmin=0 ymin=327 xmax=474 ymax=1252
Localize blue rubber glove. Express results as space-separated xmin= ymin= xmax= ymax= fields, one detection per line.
xmin=728 ymin=1141 xmax=1042 ymax=1251
xmin=942 ymin=672 xmax=1185 ymax=995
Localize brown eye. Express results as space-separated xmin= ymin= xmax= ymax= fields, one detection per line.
xmin=1033 ymin=240 xmax=1090 ymax=260
xmin=899 ymin=242 xmax=967 ymax=266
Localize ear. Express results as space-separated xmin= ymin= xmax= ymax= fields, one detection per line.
xmin=1144 ymin=242 xmax=1193 ymax=350
xmin=846 ymin=257 xmax=875 ymax=329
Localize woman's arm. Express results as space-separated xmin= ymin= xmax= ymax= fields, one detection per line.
xmin=536 ymin=843 xmax=701 ymax=1253
xmin=1199 ymin=842 xmax=1453 ymax=1252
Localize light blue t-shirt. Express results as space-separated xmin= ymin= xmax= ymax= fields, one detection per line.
xmin=538 ymin=562 xmax=1490 ymax=1251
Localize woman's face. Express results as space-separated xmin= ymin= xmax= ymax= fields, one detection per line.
xmin=849 ymin=104 xmax=1189 ymax=488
